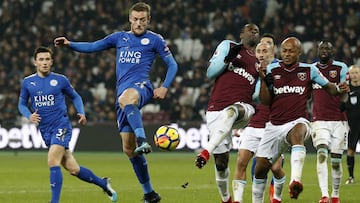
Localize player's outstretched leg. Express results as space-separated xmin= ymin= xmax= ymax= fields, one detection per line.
xmin=289 ymin=145 xmax=305 ymax=199
xmin=75 ymin=166 xmax=118 ymax=202
xmin=196 ymin=105 xmax=239 ymax=169
xmin=195 ymin=149 xmax=210 ymax=168
xmin=123 ymin=104 xmax=152 ymax=155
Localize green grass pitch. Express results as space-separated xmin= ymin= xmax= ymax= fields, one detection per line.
xmin=1 ymin=151 xmax=359 ymax=203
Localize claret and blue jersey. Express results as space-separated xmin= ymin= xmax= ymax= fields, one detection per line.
xmin=266 ymin=62 xmax=330 ymax=124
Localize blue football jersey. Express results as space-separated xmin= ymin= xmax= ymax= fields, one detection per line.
xmin=69 ymin=31 xmax=173 ymax=96
xmin=19 ymin=72 xmax=80 ymax=127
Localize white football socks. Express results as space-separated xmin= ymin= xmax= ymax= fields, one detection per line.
xmin=232 ymin=179 xmax=246 ymax=202
xmin=215 ymin=166 xmax=231 ymax=202
xmin=290 ymin=145 xmax=306 ymax=182
xmin=273 ymin=176 xmax=286 ymax=201
xmin=331 ymin=157 xmax=342 ymax=198
xmin=252 ymin=178 xmax=266 ymax=203
xmin=317 ymin=148 xmax=329 ymax=197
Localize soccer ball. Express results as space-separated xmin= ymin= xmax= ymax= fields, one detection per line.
xmin=154 ymin=126 xmax=180 ymax=151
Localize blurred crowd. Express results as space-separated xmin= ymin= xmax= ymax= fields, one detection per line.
xmin=0 ymin=0 xmax=360 ymax=127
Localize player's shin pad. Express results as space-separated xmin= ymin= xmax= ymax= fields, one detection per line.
xmin=222 ymin=105 xmax=239 ymax=126
xmin=217 ymin=105 xmax=239 ymax=136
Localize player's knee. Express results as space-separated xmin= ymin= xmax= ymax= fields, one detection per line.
xmin=254 ymin=157 xmax=270 ymax=178
xmin=271 ymin=165 xmax=284 ymax=179
xmin=214 ymin=153 xmax=229 ymax=171
xmin=331 ymin=160 xmax=341 ymax=170
xmin=236 ymin=153 xmax=252 ymax=170
xmin=236 ymin=159 xmax=248 ymax=170
xmin=271 ymin=158 xmax=282 ymax=171
xmin=331 ymin=154 xmax=342 ymax=170
xmin=317 ymin=148 xmax=328 ymax=163
xmin=67 ymin=166 xmax=80 ymax=176
xmin=69 ymin=170 xmax=78 ymax=176
xmin=122 ymin=143 xmax=136 ymax=157
xmin=124 ymin=150 xmax=135 ymax=158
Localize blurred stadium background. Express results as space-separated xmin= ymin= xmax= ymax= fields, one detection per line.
xmin=1 ymin=0 xmax=360 ymax=152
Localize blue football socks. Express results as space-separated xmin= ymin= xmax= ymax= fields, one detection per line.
xmin=50 ymin=166 xmax=62 ymax=203
xmin=124 ymin=104 xmax=146 ymax=143
xmin=130 ymin=155 xmax=153 ymax=193
xmin=76 ymin=166 xmax=107 ymax=189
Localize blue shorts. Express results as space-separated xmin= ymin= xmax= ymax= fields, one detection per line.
xmin=40 ymin=117 xmax=72 ymax=149
xmin=116 ymin=80 xmax=154 ymax=133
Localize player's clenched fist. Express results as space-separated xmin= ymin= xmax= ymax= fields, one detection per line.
xmin=338 ymin=82 xmax=350 ymax=93
xmin=54 ymin=37 xmax=70 ymax=47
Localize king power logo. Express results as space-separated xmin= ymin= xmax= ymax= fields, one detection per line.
xmin=0 ymin=124 xmax=80 ymax=152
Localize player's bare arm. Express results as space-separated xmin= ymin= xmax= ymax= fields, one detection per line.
xmin=323 ymin=81 xmax=350 ymax=96
xmin=258 ymin=61 xmax=268 ymax=79
xmin=54 ymin=37 xmax=70 ymax=47
xmin=259 ymin=77 xmax=273 ymax=105
xmin=338 ymin=82 xmax=350 ymax=102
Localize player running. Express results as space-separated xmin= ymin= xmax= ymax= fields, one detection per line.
xmin=252 ymin=37 xmax=349 ymax=202
xmin=311 ymin=40 xmax=349 ymax=203
xmin=18 ymin=47 xmax=117 ymax=203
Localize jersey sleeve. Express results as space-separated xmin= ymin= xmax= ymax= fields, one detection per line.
xmin=266 ymin=62 xmax=280 ymax=74
xmin=334 ymin=60 xmax=349 ymax=83
xmin=252 ymin=79 xmax=261 ymax=103
xmin=18 ymin=80 xmax=29 ymax=101
xmin=309 ymin=63 xmax=329 ymax=86
xmin=69 ymin=32 xmax=119 ymax=53
xmin=18 ymin=80 xmax=32 ymax=118
xmin=161 ymin=56 xmax=178 ymax=88
xmin=61 ymin=76 xmax=85 ymax=114
xmin=154 ymin=33 xmax=172 ymax=57
xmin=206 ymin=40 xmax=232 ymax=79
xmin=154 ymin=34 xmax=178 ymax=88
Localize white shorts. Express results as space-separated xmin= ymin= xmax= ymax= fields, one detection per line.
xmin=256 ymin=117 xmax=311 ymax=164
xmin=311 ymin=121 xmax=349 ymax=154
xmin=238 ymin=126 xmax=265 ymax=153
xmin=207 ymin=102 xmax=255 ymax=154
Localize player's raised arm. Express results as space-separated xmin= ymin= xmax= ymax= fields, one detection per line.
xmin=54 ymin=34 xmax=115 ymax=53
xmin=206 ymin=40 xmax=232 ymax=79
